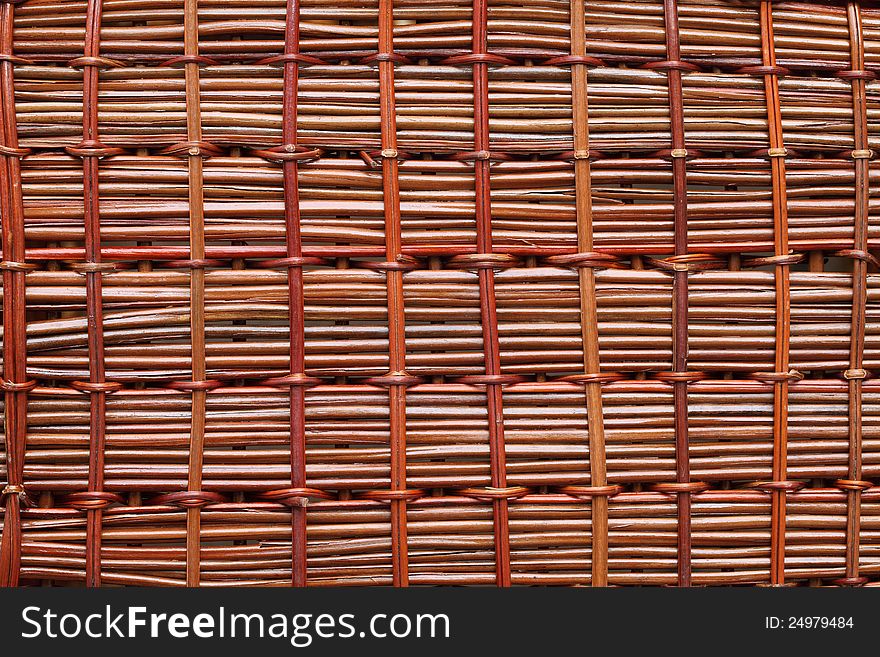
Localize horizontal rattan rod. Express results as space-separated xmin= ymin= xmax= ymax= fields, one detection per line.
xmin=14 ymin=544 xmax=865 ymax=566
xmin=13 ymin=377 xmax=880 ymax=396
xmin=12 ymin=488 xmax=880 ymax=513
xmin=11 ymin=572 xmax=877 ymax=588
xmin=9 ymin=463 xmax=880 ymax=489
xmin=7 ymin=26 xmax=875 ymax=57
xmin=12 ymin=360 xmax=880 ymax=379
xmin=11 ymin=520 xmax=880 ymax=553
xmin=18 ymin=338 xmax=880 ymax=359
xmin=8 ymin=1 xmax=875 ymax=24
xmin=12 ymin=461 xmax=880 ymax=489
xmin=13 ymin=545 xmax=879 ymax=568
xmin=13 ymin=438 xmax=880 ymax=462
xmin=13 ymin=545 xmax=878 ymax=567
xmin=12 ymin=157 xmax=877 ymax=175
xmin=18 ymin=201 xmax=880 ymax=225
xmin=14 ymin=508 xmax=880 ymax=537
xmin=6 ymin=239 xmax=880 ymax=259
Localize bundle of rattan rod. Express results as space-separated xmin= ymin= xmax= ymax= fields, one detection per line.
xmin=2 ymin=0 xmax=880 ymax=588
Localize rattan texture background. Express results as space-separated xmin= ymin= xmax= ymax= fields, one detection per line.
xmin=2 ymin=0 xmax=880 ymax=587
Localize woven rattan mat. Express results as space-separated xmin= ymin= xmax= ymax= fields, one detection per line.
xmin=1 ymin=0 xmax=879 ymax=587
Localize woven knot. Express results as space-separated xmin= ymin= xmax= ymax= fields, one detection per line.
xmin=364 ymin=372 xmax=423 ymax=387
xmin=749 ymin=480 xmax=805 ymax=493
xmin=359 ymin=52 xmax=412 ymax=65
xmin=0 ymin=260 xmax=37 ymax=272
xmin=160 ymin=55 xmax=220 ymax=68
xmin=252 ymin=145 xmax=323 ymax=163
xmin=70 ymin=261 xmax=118 ymax=274
xmin=555 ymin=149 xmax=602 ymax=163
xmin=0 ymin=145 xmax=31 ymax=158
xmin=67 ymin=56 xmax=124 ymax=69
xmin=358 ymin=489 xmax=425 ymax=502
xmin=832 ymin=577 xmax=870 ymax=587
xmin=71 ymin=380 xmax=123 ymax=394
xmin=835 ymin=479 xmax=873 ymax=491
xmin=743 ymin=253 xmax=805 ymax=268
xmin=256 ymin=53 xmax=326 ymax=67
xmin=263 ymin=373 xmax=323 ymax=388
xmin=358 ymin=149 xmax=413 ymax=168
xmin=844 ymin=368 xmax=868 ymax=380
xmin=152 ymin=491 xmax=226 ymax=509
xmin=441 ymin=53 xmax=516 ymax=67
xmin=0 ymin=378 xmax=37 ymax=392
xmin=653 ymin=371 xmax=708 ymax=384
xmin=749 ymin=370 xmax=804 ymax=383
xmin=736 ymin=64 xmax=790 ymax=77
xmin=160 ymin=141 xmax=222 ymax=158
xmin=65 ymin=140 xmax=124 ymax=159
xmin=1 ymin=484 xmax=30 ymax=506
xmin=359 ymin=255 xmax=420 ymax=272
xmin=166 ymin=379 xmax=223 ymax=392
xmin=447 ymin=253 xmax=520 ymax=271
xmin=850 ymin=149 xmax=874 ymax=160
xmin=560 ymin=372 xmax=626 ymax=385
xmin=165 ymin=258 xmax=222 ymax=270
xmin=542 ymin=54 xmax=605 ymax=68
xmin=2 ymin=484 xmax=26 ymax=497
xmin=256 ymin=256 xmax=326 ymax=269
xmin=642 ymin=59 xmax=701 ymax=72
xmin=458 ymin=486 xmax=530 ymax=501
xmin=648 ymin=254 xmax=725 ymax=273
xmin=451 ymin=374 xmax=527 ymax=386
xmin=260 ymin=487 xmax=333 ymax=507
xmin=652 ymin=148 xmax=704 ymax=161
xmin=545 ymin=252 xmax=620 ymax=270
xmin=651 ymin=482 xmax=710 ymax=494
xmin=558 ymin=484 xmax=623 ymax=498
xmin=62 ymin=491 xmax=125 ymax=510
xmin=450 ymin=150 xmax=512 ymax=163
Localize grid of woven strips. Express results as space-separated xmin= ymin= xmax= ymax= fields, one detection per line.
xmin=2 ymin=0 xmax=880 ymax=587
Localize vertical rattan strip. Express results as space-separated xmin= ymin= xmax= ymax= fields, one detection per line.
xmin=64 ymin=0 xmax=123 ymax=588
xmin=279 ymin=0 xmax=309 ymax=589
xmin=454 ymin=0 xmax=513 ymax=586
xmin=179 ymin=0 xmax=211 ymax=587
xmin=658 ymin=0 xmax=697 ymax=587
xmin=566 ymin=0 xmax=613 ymax=587
xmin=0 ymin=0 xmax=30 ymax=588
xmin=255 ymin=0 xmax=320 ymax=587
xmin=753 ymin=0 xmax=798 ymax=587
xmin=837 ymin=1 xmax=873 ymax=587
xmin=375 ymin=0 xmax=412 ymax=587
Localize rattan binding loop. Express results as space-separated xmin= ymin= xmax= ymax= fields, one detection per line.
xmin=151 ymin=491 xmax=226 ymax=509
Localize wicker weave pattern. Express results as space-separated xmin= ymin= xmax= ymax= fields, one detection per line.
xmin=1 ymin=0 xmax=880 ymax=587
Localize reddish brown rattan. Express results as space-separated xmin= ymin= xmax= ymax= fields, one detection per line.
xmin=2 ymin=0 xmax=880 ymax=587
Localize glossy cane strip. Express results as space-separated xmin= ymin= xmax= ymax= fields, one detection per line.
xmin=181 ymin=0 xmax=208 ymax=587
xmin=377 ymin=0 xmax=411 ymax=587
xmin=755 ymin=0 xmax=794 ymax=587
xmin=0 ymin=0 xmax=26 ymax=587
xmin=567 ymin=0 xmax=610 ymax=587
xmin=660 ymin=0 xmax=694 ymax=588
xmin=842 ymin=1 xmax=872 ymax=586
